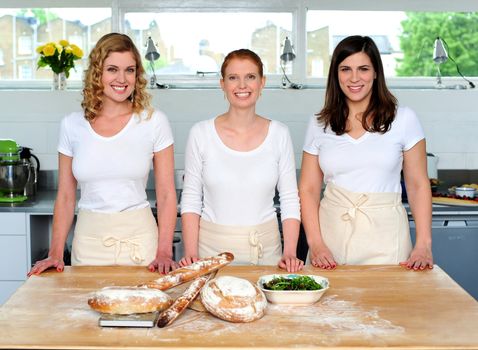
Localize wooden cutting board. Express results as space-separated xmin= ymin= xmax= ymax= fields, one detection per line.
xmin=2 ymin=265 xmax=478 ymax=349
xmin=432 ymin=196 xmax=478 ymax=207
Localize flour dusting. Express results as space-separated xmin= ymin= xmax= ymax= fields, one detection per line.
xmin=215 ymin=276 xmax=256 ymax=297
xmin=90 ymin=286 xmax=170 ymax=303
xmin=267 ymin=294 xmax=404 ymax=337
xmin=200 ymin=276 xmax=267 ymax=322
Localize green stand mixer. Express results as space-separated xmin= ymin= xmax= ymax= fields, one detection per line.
xmin=0 ymin=139 xmax=29 ymax=202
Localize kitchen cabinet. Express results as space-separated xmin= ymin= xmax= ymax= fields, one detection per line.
xmin=0 ymin=212 xmax=28 ymax=305
xmin=409 ymin=213 xmax=478 ymax=301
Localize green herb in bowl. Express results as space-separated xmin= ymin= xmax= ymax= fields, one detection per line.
xmin=262 ymin=275 xmax=323 ymax=291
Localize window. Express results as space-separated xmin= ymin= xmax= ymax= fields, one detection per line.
xmin=0 ymin=7 xmax=111 ymax=80
xmin=124 ymin=11 xmax=293 ymax=79
xmin=18 ymin=35 xmax=33 ymax=55
xmin=18 ymin=64 xmax=32 ymax=79
xmin=306 ymin=10 xmax=478 ymax=80
xmin=0 ymin=0 xmax=477 ymax=88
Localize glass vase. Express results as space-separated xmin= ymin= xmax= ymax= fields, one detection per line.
xmin=52 ymin=72 xmax=67 ymax=90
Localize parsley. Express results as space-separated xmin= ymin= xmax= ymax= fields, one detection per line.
xmin=262 ymin=275 xmax=323 ymax=291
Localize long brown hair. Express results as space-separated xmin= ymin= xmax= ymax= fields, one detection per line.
xmin=81 ymin=33 xmax=152 ymax=121
xmin=318 ymin=35 xmax=397 ymax=134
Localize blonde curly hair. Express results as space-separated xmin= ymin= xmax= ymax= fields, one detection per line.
xmin=81 ymin=33 xmax=153 ymax=121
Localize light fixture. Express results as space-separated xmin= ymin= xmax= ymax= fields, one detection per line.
xmin=144 ymin=36 xmax=168 ymax=89
xmin=280 ymin=37 xmax=296 ymax=62
xmin=280 ymin=37 xmax=302 ymax=89
xmin=432 ymin=36 xmax=475 ymax=89
xmin=433 ymin=37 xmax=447 ymax=88
xmin=433 ymin=37 xmax=448 ymax=64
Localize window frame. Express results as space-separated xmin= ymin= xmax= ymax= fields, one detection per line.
xmin=118 ymin=2 xmax=299 ymax=88
xmin=0 ymin=0 xmax=477 ymax=89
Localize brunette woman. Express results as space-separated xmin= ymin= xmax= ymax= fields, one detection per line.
xmin=299 ymin=36 xmax=433 ymax=270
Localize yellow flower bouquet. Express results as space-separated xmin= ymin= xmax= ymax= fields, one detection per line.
xmin=36 ymin=40 xmax=84 ymax=78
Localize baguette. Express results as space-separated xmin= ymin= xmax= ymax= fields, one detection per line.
xmin=142 ymin=252 xmax=234 ymax=291
xmin=188 ymin=270 xmax=218 ymax=312
xmin=87 ymin=286 xmax=173 ymax=315
xmin=157 ymin=273 xmax=213 ymax=328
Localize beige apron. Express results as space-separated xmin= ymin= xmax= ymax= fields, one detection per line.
xmin=198 ymin=218 xmax=282 ymax=266
xmin=318 ymin=183 xmax=411 ymax=265
xmin=71 ymin=207 xmax=158 ymax=266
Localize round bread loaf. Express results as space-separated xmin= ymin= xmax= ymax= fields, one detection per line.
xmin=200 ymin=276 xmax=267 ymax=323
xmin=88 ymin=286 xmax=173 ymax=315
xmin=188 ymin=295 xmax=208 ymax=312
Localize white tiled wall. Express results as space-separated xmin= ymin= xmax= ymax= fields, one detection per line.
xmin=1 ymin=88 xmax=477 ymax=170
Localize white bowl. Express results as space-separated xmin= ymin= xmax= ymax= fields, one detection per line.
xmin=455 ymin=187 xmax=476 ymax=198
xmin=257 ymin=274 xmax=329 ymax=305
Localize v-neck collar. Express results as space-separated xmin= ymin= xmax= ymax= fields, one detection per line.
xmin=343 ymin=131 xmax=370 ymax=144
xmin=87 ymin=113 xmax=135 ymax=141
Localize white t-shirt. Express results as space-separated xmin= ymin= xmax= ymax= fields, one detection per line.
xmin=58 ymin=110 xmax=174 ymax=212
xmin=303 ymin=106 xmax=424 ymax=193
xmin=180 ymin=118 xmax=300 ymax=226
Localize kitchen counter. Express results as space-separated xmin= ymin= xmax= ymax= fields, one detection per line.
xmin=0 ymin=264 xmax=477 ymax=349
xmin=1 ymin=190 xmax=478 ymax=215
xmin=0 ymin=190 xmax=159 ymax=213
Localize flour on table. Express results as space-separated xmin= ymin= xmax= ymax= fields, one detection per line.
xmin=267 ymin=294 xmax=404 ymax=336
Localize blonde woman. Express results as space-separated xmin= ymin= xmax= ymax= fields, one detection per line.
xmin=29 ymin=33 xmax=178 ymax=275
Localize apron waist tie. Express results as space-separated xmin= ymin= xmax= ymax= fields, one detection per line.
xmin=102 ymin=236 xmax=144 ymax=265
xmin=248 ymin=230 xmax=264 ymax=265
xmin=334 ymin=192 xmax=399 ymax=264
xmin=340 ymin=193 xmax=372 ymax=223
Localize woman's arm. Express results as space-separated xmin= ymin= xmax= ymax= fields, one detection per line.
xmin=178 ymin=126 xmax=204 ymax=266
xmin=298 ymin=152 xmax=336 ymax=269
xmin=279 ymin=218 xmax=303 ymax=272
xmin=148 ymin=144 xmax=179 ymax=274
xmin=179 ymin=213 xmax=200 ymax=266
xmin=28 ymin=153 xmax=77 ymax=276
xmin=276 ymin=127 xmax=303 ymax=272
xmin=402 ymin=139 xmax=433 ymax=270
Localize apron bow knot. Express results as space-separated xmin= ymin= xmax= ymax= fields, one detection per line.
xmin=248 ymin=230 xmax=264 ymax=265
xmin=102 ymin=236 xmax=144 ymax=265
xmin=341 ymin=194 xmax=371 ymax=222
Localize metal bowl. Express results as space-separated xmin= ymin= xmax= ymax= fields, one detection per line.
xmin=455 ymin=187 xmax=476 ymax=199
xmin=0 ymin=163 xmax=30 ymax=197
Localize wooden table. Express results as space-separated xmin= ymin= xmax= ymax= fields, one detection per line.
xmin=0 ymin=265 xmax=477 ymax=349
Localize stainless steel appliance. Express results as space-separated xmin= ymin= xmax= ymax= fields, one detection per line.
xmin=409 ymin=208 xmax=478 ymax=301
xmin=0 ymin=139 xmax=30 ymax=202
xmin=20 ymin=146 xmax=40 ymax=197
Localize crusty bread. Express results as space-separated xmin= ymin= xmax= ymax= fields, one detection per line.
xmin=188 ymin=294 xmax=208 ymax=312
xmin=188 ymin=270 xmax=218 ymax=312
xmin=157 ymin=274 xmax=213 ymax=328
xmin=88 ymin=286 xmax=173 ymax=315
xmin=142 ymin=252 xmax=234 ymax=291
xmin=200 ymin=276 xmax=267 ymax=323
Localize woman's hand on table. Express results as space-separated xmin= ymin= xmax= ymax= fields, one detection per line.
xmin=148 ymin=255 xmax=179 ymax=274
xmin=179 ymin=255 xmax=199 ymax=267
xmin=278 ymin=255 xmax=304 ymax=273
xmin=310 ymin=243 xmax=337 ymax=270
xmin=27 ymin=256 xmax=64 ymax=276
xmin=400 ymin=245 xmax=434 ymax=270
